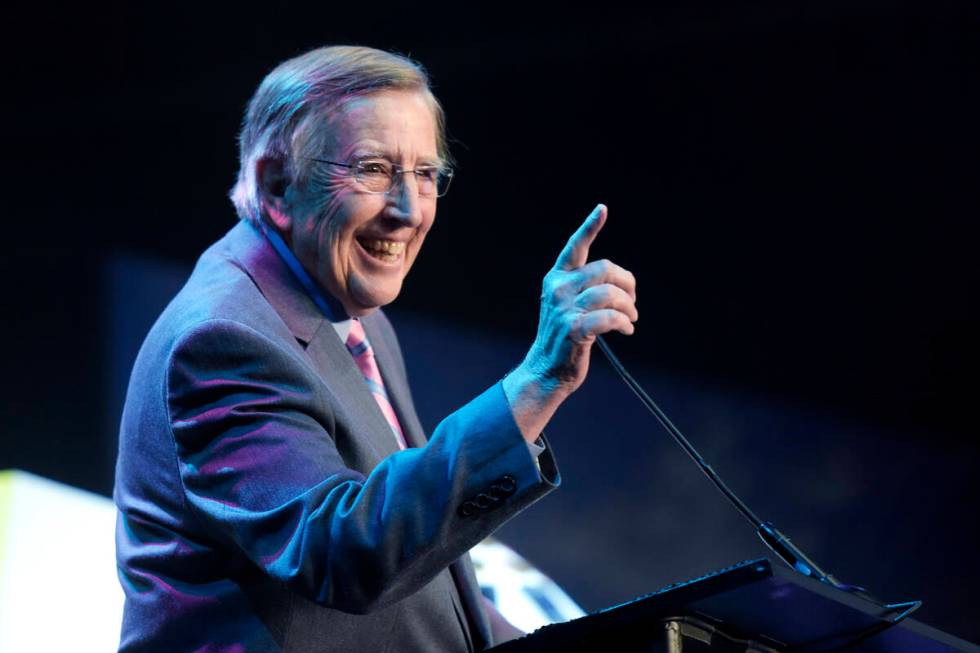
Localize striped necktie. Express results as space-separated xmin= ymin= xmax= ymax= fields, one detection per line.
xmin=345 ymin=319 xmax=408 ymax=450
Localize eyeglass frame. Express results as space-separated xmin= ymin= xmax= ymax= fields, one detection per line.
xmin=308 ymin=157 xmax=455 ymax=198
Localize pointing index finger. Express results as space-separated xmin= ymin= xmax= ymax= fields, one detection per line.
xmin=555 ymin=204 xmax=608 ymax=271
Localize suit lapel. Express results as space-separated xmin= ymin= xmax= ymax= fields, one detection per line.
xmin=303 ymin=322 xmax=401 ymax=461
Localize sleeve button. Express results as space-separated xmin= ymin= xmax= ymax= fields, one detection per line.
xmin=474 ymin=493 xmax=494 ymax=509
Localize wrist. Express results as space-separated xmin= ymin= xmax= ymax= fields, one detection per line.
xmin=502 ymin=362 xmax=569 ymax=443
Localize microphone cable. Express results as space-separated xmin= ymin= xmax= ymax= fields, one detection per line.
xmin=593 ymin=335 xmax=921 ymax=633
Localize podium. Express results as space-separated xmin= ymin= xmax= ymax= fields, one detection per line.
xmin=492 ymin=558 xmax=980 ymax=652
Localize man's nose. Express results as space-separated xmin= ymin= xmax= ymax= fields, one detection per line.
xmin=384 ymin=172 xmax=424 ymax=226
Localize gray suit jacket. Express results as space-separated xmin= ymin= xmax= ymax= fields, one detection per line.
xmin=114 ymin=220 xmax=560 ymax=652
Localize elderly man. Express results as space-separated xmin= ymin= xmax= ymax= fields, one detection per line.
xmin=114 ymin=46 xmax=637 ymax=652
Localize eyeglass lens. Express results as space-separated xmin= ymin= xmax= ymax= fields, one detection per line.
xmin=355 ymin=161 xmax=451 ymax=197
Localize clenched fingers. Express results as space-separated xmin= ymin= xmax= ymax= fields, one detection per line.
xmin=571 ymin=309 xmax=636 ymax=341
xmin=574 ymin=284 xmax=639 ymax=322
xmin=573 ymin=259 xmax=637 ymax=301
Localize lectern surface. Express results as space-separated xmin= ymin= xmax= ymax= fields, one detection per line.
xmin=492 ymin=559 xmax=980 ymax=653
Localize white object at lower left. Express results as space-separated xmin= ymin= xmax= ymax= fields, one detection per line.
xmin=0 ymin=469 xmax=124 ymax=653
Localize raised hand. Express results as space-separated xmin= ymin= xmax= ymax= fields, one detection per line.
xmin=503 ymin=204 xmax=638 ymax=442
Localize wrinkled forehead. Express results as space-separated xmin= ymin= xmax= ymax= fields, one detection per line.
xmin=318 ymin=88 xmax=442 ymax=160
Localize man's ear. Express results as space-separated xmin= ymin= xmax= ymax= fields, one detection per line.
xmin=256 ymin=157 xmax=292 ymax=231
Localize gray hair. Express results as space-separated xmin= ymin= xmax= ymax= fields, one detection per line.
xmin=229 ymin=45 xmax=448 ymax=224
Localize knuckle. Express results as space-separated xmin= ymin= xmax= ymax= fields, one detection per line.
xmin=593 ymin=285 xmax=611 ymax=304
xmin=589 ymin=287 xmax=606 ymax=307
xmin=542 ymin=272 xmax=560 ymax=295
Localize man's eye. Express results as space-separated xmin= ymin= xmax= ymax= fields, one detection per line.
xmin=359 ymin=161 xmax=391 ymax=176
xmin=416 ymin=168 xmax=439 ymax=182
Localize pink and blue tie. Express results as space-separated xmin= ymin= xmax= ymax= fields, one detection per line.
xmin=345 ymin=319 xmax=408 ymax=450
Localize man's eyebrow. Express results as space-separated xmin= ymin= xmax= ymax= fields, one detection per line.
xmin=349 ymin=148 xmax=387 ymax=160
xmin=412 ymin=154 xmax=446 ymax=169
xmin=350 ymin=149 xmax=444 ymax=168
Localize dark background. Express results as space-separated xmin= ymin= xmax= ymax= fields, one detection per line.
xmin=4 ymin=0 xmax=978 ymax=645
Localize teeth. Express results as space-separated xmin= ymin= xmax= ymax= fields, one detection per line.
xmin=361 ymin=239 xmax=406 ymax=255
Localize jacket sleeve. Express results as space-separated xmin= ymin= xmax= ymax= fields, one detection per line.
xmin=165 ymin=318 xmax=559 ymax=614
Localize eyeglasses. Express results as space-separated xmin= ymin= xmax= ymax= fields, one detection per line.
xmin=311 ymin=158 xmax=454 ymax=198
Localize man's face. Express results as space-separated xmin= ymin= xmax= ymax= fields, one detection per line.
xmin=279 ymin=89 xmax=440 ymax=317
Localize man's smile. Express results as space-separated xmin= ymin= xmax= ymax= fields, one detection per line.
xmin=356 ymin=236 xmax=407 ymax=263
